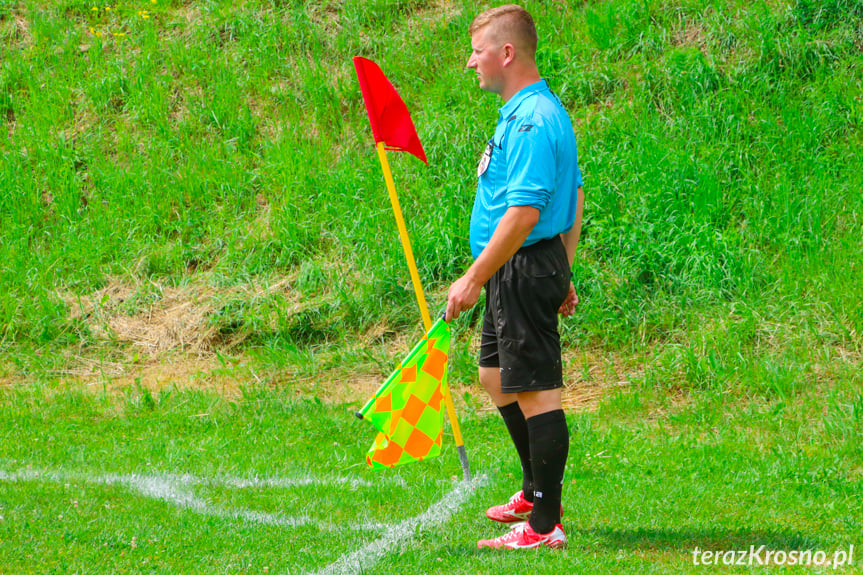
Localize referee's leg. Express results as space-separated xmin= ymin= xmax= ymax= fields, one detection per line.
xmin=479 ymin=366 xmax=516 ymax=407
xmin=518 ymin=388 xmax=569 ymax=535
xmin=517 ymin=388 xmax=562 ymax=418
xmin=481 ymin=366 xmax=535 ymax=503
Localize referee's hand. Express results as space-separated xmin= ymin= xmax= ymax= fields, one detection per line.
xmin=559 ymin=281 xmax=579 ymax=317
xmin=445 ymin=274 xmax=482 ymax=322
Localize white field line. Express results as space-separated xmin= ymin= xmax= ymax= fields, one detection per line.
xmin=2 ymin=467 xmax=487 ymax=570
xmin=0 ymin=469 xmax=61 ymax=482
xmin=209 ymin=473 xmax=407 ymax=490
xmin=310 ymin=476 xmax=487 ymax=575
xmin=0 ymin=467 xmax=407 ymax=490
xmin=98 ymin=473 xmax=314 ymax=529
xmin=0 ymin=467 xmax=399 ymax=532
xmin=95 ymin=471 xmax=406 ymax=491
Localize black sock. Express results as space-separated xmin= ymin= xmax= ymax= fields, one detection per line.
xmin=526 ymin=409 xmax=569 ymax=534
xmin=498 ymin=402 xmax=534 ymax=502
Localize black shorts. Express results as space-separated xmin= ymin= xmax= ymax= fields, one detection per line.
xmin=478 ymin=237 xmax=571 ymax=393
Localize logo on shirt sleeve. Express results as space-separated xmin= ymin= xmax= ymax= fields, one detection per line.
xmin=518 ymin=124 xmax=534 ymax=132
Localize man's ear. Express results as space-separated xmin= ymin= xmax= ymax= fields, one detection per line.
xmin=502 ymin=42 xmax=516 ymax=67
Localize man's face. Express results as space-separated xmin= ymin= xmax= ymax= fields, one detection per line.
xmin=467 ymin=26 xmax=505 ymax=95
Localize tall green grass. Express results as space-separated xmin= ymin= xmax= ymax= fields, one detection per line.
xmin=1 ymin=0 xmax=861 ymax=383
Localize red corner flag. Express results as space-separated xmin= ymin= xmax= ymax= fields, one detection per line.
xmin=353 ymin=56 xmax=427 ymax=164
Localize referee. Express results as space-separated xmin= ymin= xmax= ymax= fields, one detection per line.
xmin=445 ymin=4 xmax=584 ymax=550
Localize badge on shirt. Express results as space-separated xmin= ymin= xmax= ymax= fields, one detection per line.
xmin=477 ymin=141 xmax=493 ymax=178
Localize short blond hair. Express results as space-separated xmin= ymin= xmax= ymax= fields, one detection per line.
xmin=469 ymin=5 xmax=538 ymax=59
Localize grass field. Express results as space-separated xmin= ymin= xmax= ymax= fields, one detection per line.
xmin=1 ymin=370 xmax=860 ymax=573
xmin=1 ymin=0 xmax=862 ymax=572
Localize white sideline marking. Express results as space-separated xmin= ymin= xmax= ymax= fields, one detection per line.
xmin=0 ymin=467 xmax=407 ymax=490
xmin=211 ymin=473 xmax=407 ymax=490
xmin=100 ymin=473 xmax=314 ymax=529
xmin=0 ymin=469 xmax=52 ymax=482
xmin=2 ymin=467 xmax=487 ymax=571
xmin=0 ymin=467 xmax=397 ymax=532
xmin=310 ymin=476 xmax=486 ymax=575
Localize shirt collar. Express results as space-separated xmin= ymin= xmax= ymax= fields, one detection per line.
xmin=499 ymin=79 xmax=549 ymax=119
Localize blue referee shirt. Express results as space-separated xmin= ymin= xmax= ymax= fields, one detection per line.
xmin=469 ymin=79 xmax=583 ymax=260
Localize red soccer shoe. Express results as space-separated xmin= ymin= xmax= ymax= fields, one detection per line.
xmin=477 ymin=521 xmax=568 ymax=550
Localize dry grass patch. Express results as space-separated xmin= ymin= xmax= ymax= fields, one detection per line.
xmin=55 ymin=353 xmax=246 ymax=398
xmin=60 ymin=274 xmax=296 ymax=356
xmin=672 ymin=19 xmax=708 ymax=51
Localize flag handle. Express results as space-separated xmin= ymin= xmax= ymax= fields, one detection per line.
xmin=375 ymin=142 xmax=471 ymax=481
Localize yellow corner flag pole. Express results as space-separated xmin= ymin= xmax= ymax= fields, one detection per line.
xmin=375 ymin=142 xmax=471 ymax=481
xmin=376 ymin=142 xmax=433 ymax=331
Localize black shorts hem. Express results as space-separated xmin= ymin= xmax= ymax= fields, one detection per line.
xmin=500 ymin=380 xmax=564 ymax=394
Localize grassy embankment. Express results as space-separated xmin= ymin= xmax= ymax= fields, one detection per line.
xmin=0 ymin=0 xmax=858 ymax=389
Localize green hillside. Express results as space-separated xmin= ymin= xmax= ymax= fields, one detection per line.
xmin=1 ymin=0 xmax=862 ymax=381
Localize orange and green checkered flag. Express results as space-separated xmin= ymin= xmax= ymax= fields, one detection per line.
xmin=357 ymin=318 xmax=450 ymax=469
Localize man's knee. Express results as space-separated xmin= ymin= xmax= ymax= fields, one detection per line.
xmin=517 ymin=388 xmax=563 ymax=419
xmin=479 ymin=366 xmax=518 ymax=407
xmin=478 ymin=366 xmax=499 ymax=389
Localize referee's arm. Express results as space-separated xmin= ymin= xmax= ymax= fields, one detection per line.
xmin=558 ymin=186 xmax=584 ymax=317
xmin=560 ymin=186 xmax=584 ymax=268
xmin=445 ymin=206 xmax=539 ymax=322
